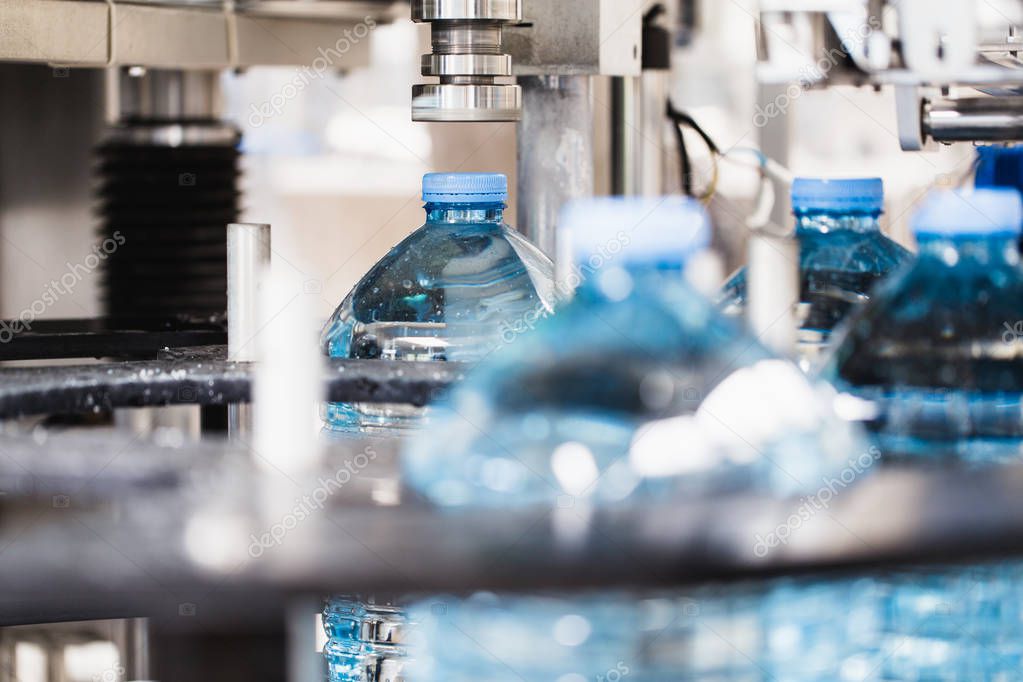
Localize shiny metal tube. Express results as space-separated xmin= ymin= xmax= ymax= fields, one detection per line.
xmin=611 ymin=75 xmax=642 ymax=196
xmin=924 ymin=97 xmax=1023 ymax=143
xmin=123 ymin=618 xmax=151 ymax=682
xmin=517 ymin=75 xmax=594 ymax=259
xmin=412 ymin=0 xmax=522 ymax=121
xmin=110 ymin=67 xmax=222 ymax=123
xmin=639 ymin=70 xmax=669 ymax=197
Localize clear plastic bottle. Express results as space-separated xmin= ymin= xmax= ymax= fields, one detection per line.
xmin=322 ymin=597 xmax=407 ymax=682
xmin=822 ymin=188 xmax=1023 ymax=463
xmin=720 ymin=178 xmax=910 ymax=357
xmin=404 ymin=581 xmax=884 ymax=682
xmin=320 ymin=173 xmax=555 ymax=433
xmin=403 ymin=196 xmax=869 ymax=509
xmin=405 ymin=563 xmax=1023 ymax=681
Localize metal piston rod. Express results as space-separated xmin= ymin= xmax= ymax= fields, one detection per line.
xmin=412 ymin=0 xmax=523 ymax=122
xmin=924 ymin=97 xmax=1023 ymax=144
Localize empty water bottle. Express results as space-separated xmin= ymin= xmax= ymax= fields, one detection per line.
xmin=720 ymin=178 xmax=910 ymax=358
xmin=822 ymin=188 xmax=1023 ymax=463
xmin=320 ymin=173 xmax=555 ymax=433
xmin=404 ymin=197 xmax=868 ymax=508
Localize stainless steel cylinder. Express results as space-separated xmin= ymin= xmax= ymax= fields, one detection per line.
xmin=517 ymin=75 xmax=594 ymax=258
xmin=639 ymin=70 xmax=669 ymax=197
xmin=924 ymin=97 xmax=1023 ymax=143
xmin=122 ymin=618 xmax=151 ymax=682
xmin=610 ymin=76 xmax=642 ymax=196
xmin=111 ymin=67 xmax=222 ymax=123
xmin=412 ymin=0 xmax=522 ymax=122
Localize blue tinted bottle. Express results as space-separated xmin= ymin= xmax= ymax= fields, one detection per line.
xmin=322 ymin=598 xmax=406 ymax=682
xmin=404 ymin=197 xmax=868 ymax=508
xmin=720 ymin=178 xmax=910 ymax=357
xmin=823 ymin=188 xmax=1023 ymax=463
xmin=320 ymin=173 xmax=555 ymax=434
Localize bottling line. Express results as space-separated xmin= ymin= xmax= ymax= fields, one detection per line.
xmin=1 ymin=0 xmax=1023 ymax=681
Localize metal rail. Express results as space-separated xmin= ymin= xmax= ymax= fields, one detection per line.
xmin=0 ymin=346 xmax=464 ymax=418
xmin=2 ymin=432 xmax=1023 ymax=627
xmin=0 ymin=318 xmax=226 ymax=361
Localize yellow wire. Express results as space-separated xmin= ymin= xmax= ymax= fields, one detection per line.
xmin=699 ymin=151 xmax=721 ymax=204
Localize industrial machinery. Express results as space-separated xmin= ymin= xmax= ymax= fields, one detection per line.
xmin=1 ymin=0 xmax=1023 ymax=681
xmin=756 ymin=0 xmax=1023 ymax=150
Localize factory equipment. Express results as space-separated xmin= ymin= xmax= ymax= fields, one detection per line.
xmin=411 ymin=0 xmax=523 ymax=122
xmin=100 ymin=67 xmax=239 ymax=319
xmin=755 ymin=0 xmax=1023 ymax=150
xmin=0 ymin=1 xmax=1023 ymax=681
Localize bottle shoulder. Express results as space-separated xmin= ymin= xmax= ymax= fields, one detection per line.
xmin=824 ymin=256 xmax=1023 ymax=390
xmin=799 ymin=229 xmax=912 ymax=275
xmin=320 ymin=221 xmax=556 ymax=359
xmin=460 ymin=280 xmax=770 ymax=398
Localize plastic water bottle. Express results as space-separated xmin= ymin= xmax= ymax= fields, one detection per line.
xmin=322 ymin=597 xmax=407 ymax=682
xmin=976 ymin=145 xmax=1023 ymax=250
xmin=404 ymin=563 xmax=1023 ymax=681
xmin=320 ymin=173 xmax=555 ymax=433
xmin=720 ymin=178 xmax=910 ymax=358
xmin=403 ymin=582 xmax=880 ymax=681
xmin=403 ymin=196 xmax=869 ymax=509
xmin=822 ymin=188 xmax=1023 ymax=463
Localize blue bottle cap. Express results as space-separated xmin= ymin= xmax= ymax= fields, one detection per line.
xmin=976 ymin=145 xmax=1023 ymax=190
xmin=560 ymin=196 xmax=711 ymax=266
xmin=791 ymin=177 xmax=884 ymax=214
xmin=422 ymin=173 xmax=508 ymax=204
xmin=912 ymin=188 xmax=1023 ymax=238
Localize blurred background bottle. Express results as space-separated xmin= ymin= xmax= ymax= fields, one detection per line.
xmin=823 ymin=188 xmax=1023 ymax=464
xmin=976 ymin=145 xmax=1023 ymax=250
xmin=320 ymin=172 xmax=555 ymax=434
xmin=405 ymin=561 xmax=1023 ymax=681
xmin=720 ymin=178 xmax=910 ymax=360
xmin=404 ymin=196 xmax=868 ymax=509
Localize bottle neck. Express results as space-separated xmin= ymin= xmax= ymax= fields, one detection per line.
xmin=794 ymin=210 xmax=881 ymax=235
xmin=425 ymin=202 xmax=505 ymax=225
xmin=574 ymin=259 xmax=686 ymax=302
xmin=916 ymin=232 xmax=1021 ymax=267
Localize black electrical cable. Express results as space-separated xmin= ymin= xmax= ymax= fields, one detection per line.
xmin=667 ymin=102 xmax=720 ymax=154
xmin=666 ymin=102 xmax=723 ymax=196
xmin=643 ymin=3 xmax=666 ymax=23
xmin=674 ymin=117 xmax=693 ymax=196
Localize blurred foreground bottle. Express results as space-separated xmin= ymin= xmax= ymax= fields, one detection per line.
xmin=404 ymin=196 xmax=869 ymax=508
xmin=823 ymin=188 xmax=1023 ymax=463
xmin=720 ymin=178 xmax=909 ymax=359
xmin=976 ymin=145 xmax=1023 ymax=246
xmin=406 ymin=560 xmax=1023 ymax=681
xmin=320 ymin=173 xmax=555 ymax=434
